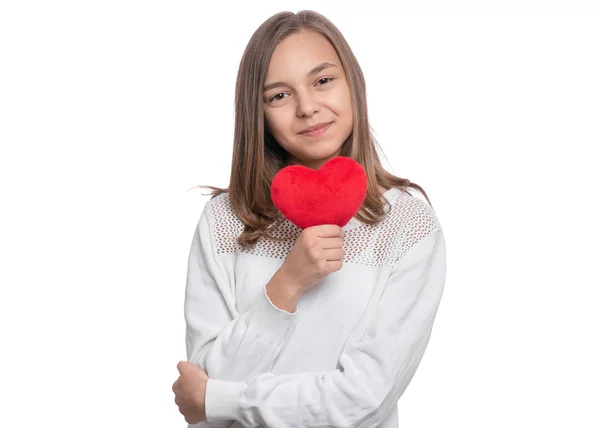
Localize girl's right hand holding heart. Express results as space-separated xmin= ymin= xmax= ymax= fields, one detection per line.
xmin=278 ymin=224 xmax=345 ymax=294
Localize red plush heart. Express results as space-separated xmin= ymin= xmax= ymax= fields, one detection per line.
xmin=270 ymin=156 xmax=368 ymax=229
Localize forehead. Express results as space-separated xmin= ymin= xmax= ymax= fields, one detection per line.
xmin=266 ymin=30 xmax=340 ymax=77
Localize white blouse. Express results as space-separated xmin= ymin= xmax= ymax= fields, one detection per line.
xmin=183 ymin=187 xmax=447 ymax=428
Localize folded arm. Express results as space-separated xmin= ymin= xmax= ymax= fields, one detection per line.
xmin=204 ymin=228 xmax=447 ymax=428
xmin=184 ymin=206 xmax=300 ymax=427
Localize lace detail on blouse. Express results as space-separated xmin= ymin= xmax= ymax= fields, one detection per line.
xmin=205 ymin=190 xmax=440 ymax=267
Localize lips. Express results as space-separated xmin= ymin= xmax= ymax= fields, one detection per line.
xmin=300 ymin=122 xmax=332 ymax=134
xmin=300 ymin=123 xmax=332 ymax=138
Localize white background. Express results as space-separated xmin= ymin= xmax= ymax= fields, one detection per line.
xmin=1 ymin=1 xmax=599 ymax=426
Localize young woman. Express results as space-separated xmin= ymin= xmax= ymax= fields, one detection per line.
xmin=172 ymin=10 xmax=447 ymax=428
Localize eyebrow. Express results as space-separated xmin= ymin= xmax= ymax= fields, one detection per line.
xmin=263 ymin=62 xmax=338 ymax=92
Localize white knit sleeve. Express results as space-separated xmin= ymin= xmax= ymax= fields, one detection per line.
xmin=184 ymin=204 xmax=299 ymax=382
xmin=203 ymin=225 xmax=447 ymax=428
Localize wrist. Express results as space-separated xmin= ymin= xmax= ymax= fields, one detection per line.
xmin=266 ymin=269 xmax=303 ymax=312
xmin=274 ymin=267 xmax=305 ymax=297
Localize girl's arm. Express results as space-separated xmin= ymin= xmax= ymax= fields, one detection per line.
xmin=203 ymin=226 xmax=447 ymax=428
xmin=185 ymin=206 xmax=299 ymax=382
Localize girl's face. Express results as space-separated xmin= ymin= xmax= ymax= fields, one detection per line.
xmin=263 ymin=30 xmax=353 ymax=170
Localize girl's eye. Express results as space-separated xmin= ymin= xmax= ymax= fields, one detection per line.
xmin=270 ymin=93 xmax=286 ymax=102
xmin=317 ymin=77 xmax=333 ymax=85
xmin=268 ymin=77 xmax=334 ymax=103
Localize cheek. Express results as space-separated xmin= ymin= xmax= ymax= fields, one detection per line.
xmin=265 ymin=111 xmax=289 ymax=135
xmin=329 ymin=87 xmax=353 ymax=116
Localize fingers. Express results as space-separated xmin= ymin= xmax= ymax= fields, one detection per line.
xmin=323 ymin=248 xmax=344 ymax=261
xmin=326 ymin=259 xmax=343 ymax=271
xmin=315 ymin=224 xmax=344 ymax=238
xmin=321 ymin=237 xmax=343 ymax=249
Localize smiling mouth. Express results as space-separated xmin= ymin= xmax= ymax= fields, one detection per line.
xmin=300 ymin=122 xmax=332 ymax=137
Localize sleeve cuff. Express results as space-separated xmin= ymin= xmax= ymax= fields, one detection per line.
xmin=240 ymin=286 xmax=298 ymax=343
xmin=205 ymin=379 xmax=245 ymax=422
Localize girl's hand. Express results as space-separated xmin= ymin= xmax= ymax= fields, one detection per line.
xmin=278 ymin=224 xmax=345 ymax=294
xmin=172 ymin=361 xmax=208 ymax=424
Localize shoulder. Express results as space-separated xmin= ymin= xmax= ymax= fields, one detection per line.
xmin=201 ymin=192 xmax=244 ymax=254
xmin=339 ymin=188 xmax=443 ymax=267
xmin=393 ymin=188 xmax=441 ymax=231
xmin=203 ymin=191 xmax=234 ymax=219
xmin=381 ymin=188 xmax=443 ymax=259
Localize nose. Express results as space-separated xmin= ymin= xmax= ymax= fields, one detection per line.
xmin=296 ymin=89 xmax=320 ymax=117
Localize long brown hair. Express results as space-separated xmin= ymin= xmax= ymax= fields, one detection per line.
xmin=195 ymin=10 xmax=432 ymax=249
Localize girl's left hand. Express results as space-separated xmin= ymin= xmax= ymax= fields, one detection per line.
xmin=172 ymin=361 xmax=208 ymax=424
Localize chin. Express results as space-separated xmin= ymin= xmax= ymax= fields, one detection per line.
xmin=295 ymin=150 xmax=342 ymax=169
xmin=283 ymin=135 xmax=345 ymax=167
